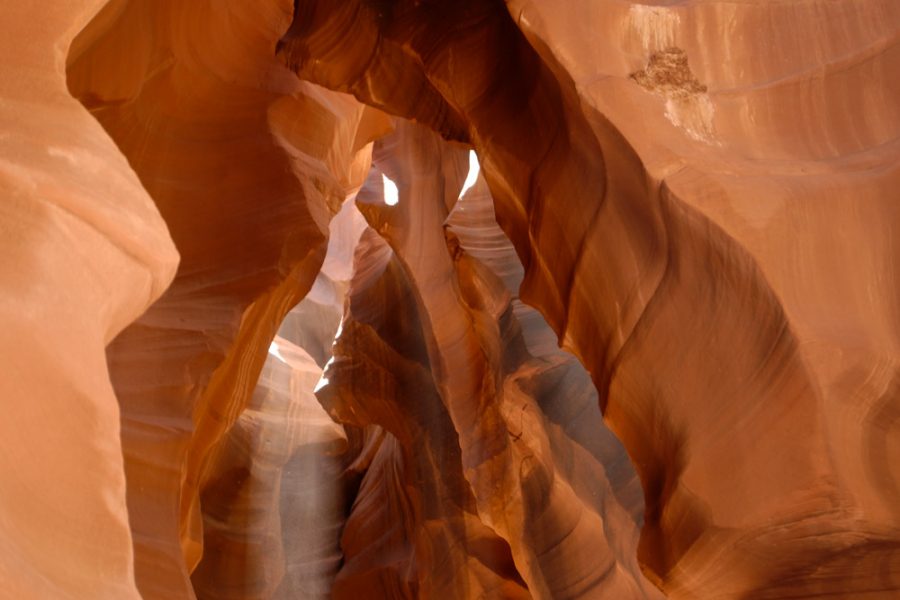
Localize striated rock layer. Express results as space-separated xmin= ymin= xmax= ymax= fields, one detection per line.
xmin=0 ymin=0 xmax=898 ymax=599
xmin=279 ymin=1 xmax=900 ymax=598
xmin=66 ymin=2 xmax=387 ymax=597
xmin=0 ymin=2 xmax=176 ymax=598
xmin=337 ymin=119 xmax=659 ymax=598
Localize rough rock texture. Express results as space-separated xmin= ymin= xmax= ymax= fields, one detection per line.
xmin=2 ymin=0 xmax=899 ymax=599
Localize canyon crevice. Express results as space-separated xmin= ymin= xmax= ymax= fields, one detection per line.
xmin=1 ymin=0 xmax=898 ymax=598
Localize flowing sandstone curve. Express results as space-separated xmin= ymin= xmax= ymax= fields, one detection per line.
xmin=339 ymin=118 xmax=660 ymax=598
xmin=0 ymin=2 xmax=177 ymax=598
xmin=320 ymin=227 xmax=531 ymax=599
xmin=1 ymin=0 xmax=899 ymax=598
xmin=277 ymin=0 xmax=900 ymax=597
xmin=66 ymin=2 xmax=388 ymax=598
xmin=190 ymin=199 xmax=368 ymax=600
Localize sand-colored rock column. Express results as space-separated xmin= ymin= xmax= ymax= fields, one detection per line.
xmin=0 ymin=1 xmax=178 ymax=598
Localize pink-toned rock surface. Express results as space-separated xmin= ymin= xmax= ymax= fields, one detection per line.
xmin=190 ymin=199 xmax=368 ymax=600
xmin=0 ymin=2 xmax=176 ymax=598
xmin=66 ymin=3 xmax=386 ymax=597
xmin=338 ymin=119 xmax=660 ymax=597
xmin=1 ymin=0 xmax=899 ymax=598
xmin=277 ymin=1 xmax=900 ymax=596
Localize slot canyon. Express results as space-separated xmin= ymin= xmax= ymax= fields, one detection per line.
xmin=1 ymin=0 xmax=899 ymax=598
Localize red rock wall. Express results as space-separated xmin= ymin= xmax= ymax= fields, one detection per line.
xmin=66 ymin=2 xmax=384 ymax=597
xmin=0 ymin=2 xmax=176 ymax=598
xmin=1 ymin=0 xmax=898 ymax=598
xmin=278 ymin=1 xmax=900 ymax=597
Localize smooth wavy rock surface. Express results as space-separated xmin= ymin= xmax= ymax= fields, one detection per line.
xmin=0 ymin=2 xmax=176 ymax=598
xmin=340 ymin=119 xmax=661 ymax=598
xmin=279 ymin=1 xmax=900 ymax=597
xmin=1 ymin=0 xmax=899 ymax=599
xmin=66 ymin=2 xmax=385 ymax=598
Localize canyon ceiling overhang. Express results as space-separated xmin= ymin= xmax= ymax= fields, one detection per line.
xmin=1 ymin=0 xmax=899 ymax=598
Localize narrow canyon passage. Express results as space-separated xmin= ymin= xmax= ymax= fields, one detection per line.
xmin=0 ymin=0 xmax=897 ymax=599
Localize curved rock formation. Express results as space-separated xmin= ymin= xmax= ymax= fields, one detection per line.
xmin=1 ymin=0 xmax=898 ymax=598
xmin=190 ymin=200 xmax=367 ymax=600
xmin=278 ymin=1 xmax=900 ymax=596
xmin=66 ymin=2 xmax=386 ymax=597
xmin=0 ymin=2 xmax=176 ymax=598
xmin=341 ymin=119 xmax=659 ymax=598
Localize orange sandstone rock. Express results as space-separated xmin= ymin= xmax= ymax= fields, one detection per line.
xmin=67 ymin=2 xmax=385 ymax=597
xmin=279 ymin=1 xmax=900 ymax=596
xmin=1 ymin=0 xmax=899 ymax=598
xmin=0 ymin=2 xmax=176 ymax=598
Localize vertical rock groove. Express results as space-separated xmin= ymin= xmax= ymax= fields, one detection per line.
xmin=0 ymin=0 xmax=895 ymax=598
xmin=278 ymin=0 xmax=900 ymax=597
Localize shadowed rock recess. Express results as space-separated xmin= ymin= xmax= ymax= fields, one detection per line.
xmin=0 ymin=0 xmax=898 ymax=598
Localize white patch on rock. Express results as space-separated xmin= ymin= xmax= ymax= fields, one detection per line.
xmin=665 ymin=95 xmax=719 ymax=145
xmin=629 ymin=5 xmax=679 ymax=52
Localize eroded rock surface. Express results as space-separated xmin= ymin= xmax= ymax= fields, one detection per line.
xmin=1 ymin=0 xmax=899 ymax=599
xmin=0 ymin=2 xmax=176 ymax=598
xmin=278 ymin=1 xmax=900 ymax=597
